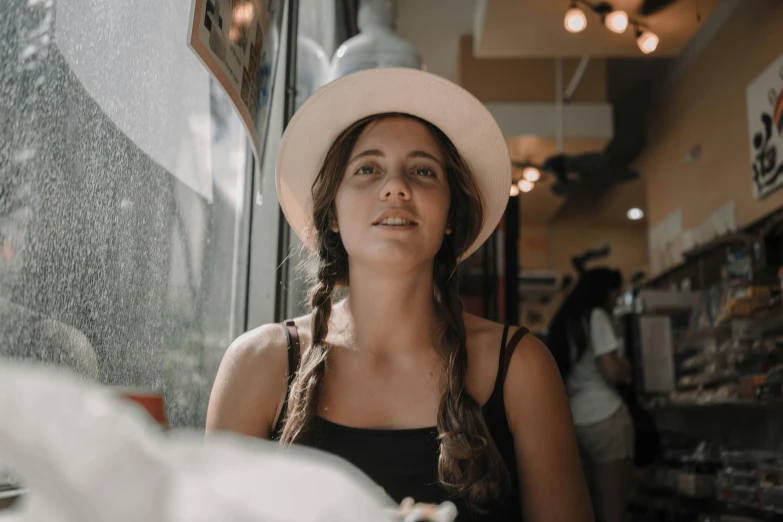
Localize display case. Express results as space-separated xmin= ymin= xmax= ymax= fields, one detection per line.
xmin=624 ymin=209 xmax=783 ymax=522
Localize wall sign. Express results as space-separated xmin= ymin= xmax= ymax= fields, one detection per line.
xmin=188 ymin=0 xmax=284 ymax=196
xmin=746 ymin=51 xmax=783 ymax=200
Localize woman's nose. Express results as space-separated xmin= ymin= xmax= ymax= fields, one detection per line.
xmin=380 ymin=172 xmax=411 ymax=200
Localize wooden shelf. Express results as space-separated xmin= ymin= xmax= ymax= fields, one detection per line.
xmin=648 ymin=233 xmax=749 ymax=287
xmin=676 ymin=309 xmax=783 ymax=351
xmin=646 ymin=207 xmax=783 ymax=289
xmin=682 ymin=231 xmax=756 ymax=261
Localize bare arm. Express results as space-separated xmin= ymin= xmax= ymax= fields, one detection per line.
xmin=205 ymin=324 xmax=289 ymax=438
xmin=598 ymin=351 xmax=632 ymax=385
xmin=589 ymin=308 xmax=631 ymax=386
xmin=505 ymin=330 xmax=594 ymax=522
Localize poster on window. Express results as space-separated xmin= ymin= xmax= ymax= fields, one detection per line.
xmin=746 ymin=51 xmax=783 ymax=200
xmin=187 ymin=0 xmax=283 ymax=178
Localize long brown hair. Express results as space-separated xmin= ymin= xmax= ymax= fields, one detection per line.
xmin=279 ymin=113 xmax=510 ymax=509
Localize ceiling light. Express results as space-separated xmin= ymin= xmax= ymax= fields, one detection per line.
xmin=523 ymin=167 xmax=541 ymax=182
xmin=563 ymin=3 xmax=659 ymax=53
xmin=636 ymin=29 xmax=659 ymax=54
xmin=510 ymin=185 xmax=519 ymax=197
xmin=518 ymin=180 xmax=534 ymax=193
xmin=627 ymin=208 xmax=644 ymax=221
xmin=564 ymin=5 xmax=587 ymax=33
xmin=604 ymin=10 xmax=628 ymax=33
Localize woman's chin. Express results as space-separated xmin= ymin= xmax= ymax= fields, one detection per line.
xmin=350 ymin=243 xmax=438 ymax=272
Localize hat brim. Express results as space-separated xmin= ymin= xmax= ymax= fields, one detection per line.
xmin=275 ymin=67 xmax=511 ymax=262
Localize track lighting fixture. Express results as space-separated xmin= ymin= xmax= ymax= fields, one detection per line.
xmin=563 ymin=1 xmax=659 ymax=54
xmin=518 ymin=180 xmax=534 ymax=193
xmin=604 ymin=9 xmax=628 ymax=33
xmin=564 ymin=3 xmax=587 ymax=33
xmin=635 ymin=27 xmax=659 ymax=54
xmin=523 ymin=167 xmax=541 ymax=182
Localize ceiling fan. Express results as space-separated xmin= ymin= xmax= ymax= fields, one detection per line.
xmin=512 ymin=79 xmax=653 ymax=197
xmin=512 ymin=152 xmax=639 ymax=197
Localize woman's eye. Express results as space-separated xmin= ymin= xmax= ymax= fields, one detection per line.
xmin=357 ymin=165 xmax=377 ymax=175
xmin=414 ymin=167 xmax=435 ymax=177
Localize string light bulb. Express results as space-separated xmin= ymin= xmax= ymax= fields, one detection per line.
xmin=510 ymin=185 xmax=520 ymax=197
xmin=523 ymin=167 xmax=540 ymax=182
xmin=564 ymin=5 xmax=587 ymax=33
xmin=604 ymin=10 xmax=628 ymax=33
xmin=518 ymin=180 xmax=534 ymax=193
xmin=636 ymin=29 xmax=659 ymax=54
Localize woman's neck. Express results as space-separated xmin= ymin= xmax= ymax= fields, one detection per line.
xmin=338 ymin=262 xmax=439 ymax=356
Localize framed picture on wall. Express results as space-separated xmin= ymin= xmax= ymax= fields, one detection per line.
xmin=746 ymin=51 xmax=783 ymax=200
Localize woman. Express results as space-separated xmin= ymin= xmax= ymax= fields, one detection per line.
xmin=547 ymin=268 xmax=633 ymax=522
xmin=206 ymin=68 xmax=592 ymax=522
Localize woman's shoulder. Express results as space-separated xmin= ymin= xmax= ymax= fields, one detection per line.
xmin=463 ymin=313 xmax=532 ymax=377
xmin=206 ymin=315 xmax=316 ymax=436
xmin=226 ymin=313 xmax=316 ymax=362
xmin=498 ymin=326 xmax=567 ymax=433
xmin=463 ymin=312 xmax=528 ymax=350
xmin=463 ymin=312 xmax=503 ymax=352
xmin=462 ymin=313 xmax=552 ymax=372
xmin=462 ymin=313 xmax=556 ymax=406
xmin=227 ymin=322 xmax=288 ymax=362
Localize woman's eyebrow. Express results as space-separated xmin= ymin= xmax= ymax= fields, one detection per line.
xmin=408 ymin=150 xmax=443 ymax=165
xmin=347 ymin=149 xmax=443 ymax=166
xmin=348 ymin=149 xmax=384 ymax=164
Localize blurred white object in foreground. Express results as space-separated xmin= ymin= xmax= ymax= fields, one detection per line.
xmin=0 ymin=359 xmax=401 ymax=522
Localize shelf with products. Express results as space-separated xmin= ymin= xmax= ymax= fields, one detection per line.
xmin=625 ymin=208 xmax=783 ymax=520
xmin=678 ymin=303 xmax=783 ymax=347
xmin=631 ymin=259 xmax=783 ymax=405
xmin=627 ymin=433 xmax=783 ymax=522
xmin=648 ymin=207 xmax=783 ymax=292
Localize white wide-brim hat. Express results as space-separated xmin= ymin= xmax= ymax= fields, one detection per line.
xmin=275 ymin=67 xmax=511 ymax=261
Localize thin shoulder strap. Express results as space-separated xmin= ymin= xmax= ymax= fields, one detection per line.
xmin=283 ymin=319 xmax=302 ymax=388
xmin=499 ymin=325 xmax=510 ymax=362
xmin=274 ymin=320 xmax=301 ymax=437
xmin=501 ymin=326 xmax=530 ymax=384
xmin=490 ymin=326 xmax=510 ymax=398
xmin=488 ymin=325 xmax=531 ymax=410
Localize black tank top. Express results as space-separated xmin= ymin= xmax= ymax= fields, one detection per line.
xmin=272 ymin=321 xmax=529 ymax=522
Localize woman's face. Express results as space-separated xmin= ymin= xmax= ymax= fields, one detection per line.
xmin=332 ymin=117 xmax=452 ymax=271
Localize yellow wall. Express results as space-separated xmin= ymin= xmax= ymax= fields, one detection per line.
xmin=547 ymin=220 xmax=649 ymax=281
xmin=518 ymin=218 xmax=648 ymax=332
xmin=519 ymin=225 xmax=550 ymax=270
xmin=638 ymin=2 xmax=783 ymax=232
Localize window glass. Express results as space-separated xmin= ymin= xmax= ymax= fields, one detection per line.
xmin=0 ymin=0 xmax=253 ymax=429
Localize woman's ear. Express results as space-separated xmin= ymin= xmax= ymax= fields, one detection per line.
xmin=329 ymin=211 xmax=339 ymax=233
